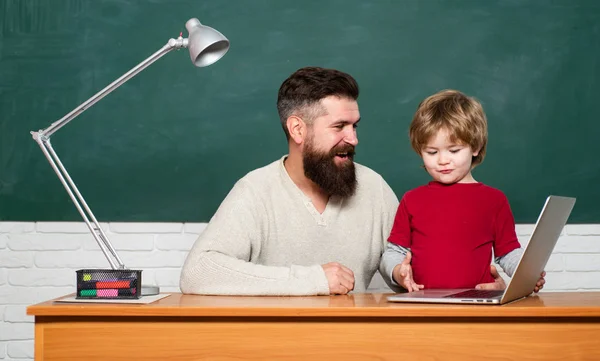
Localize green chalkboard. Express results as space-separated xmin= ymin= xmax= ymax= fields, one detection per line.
xmin=1 ymin=0 xmax=598 ymax=223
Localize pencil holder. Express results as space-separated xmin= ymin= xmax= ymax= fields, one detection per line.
xmin=76 ymin=269 xmax=142 ymax=299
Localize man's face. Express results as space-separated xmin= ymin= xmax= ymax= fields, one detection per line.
xmin=302 ymin=96 xmax=360 ymax=197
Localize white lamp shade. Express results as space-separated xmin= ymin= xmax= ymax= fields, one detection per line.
xmin=186 ymin=18 xmax=230 ymax=67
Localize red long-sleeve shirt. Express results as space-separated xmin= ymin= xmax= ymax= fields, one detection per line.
xmin=388 ymin=181 xmax=520 ymax=289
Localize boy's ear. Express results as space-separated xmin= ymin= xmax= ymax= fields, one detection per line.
xmin=472 ymin=147 xmax=481 ymax=157
xmin=287 ymin=116 xmax=306 ymax=145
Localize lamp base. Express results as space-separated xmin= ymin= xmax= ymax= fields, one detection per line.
xmin=141 ymin=285 xmax=160 ymax=296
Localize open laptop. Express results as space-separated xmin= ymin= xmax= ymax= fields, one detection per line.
xmin=387 ymin=195 xmax=576 ymax=305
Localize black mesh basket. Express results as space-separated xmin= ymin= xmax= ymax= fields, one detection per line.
xmin=76 ymin=269 xmax=142 ymax=299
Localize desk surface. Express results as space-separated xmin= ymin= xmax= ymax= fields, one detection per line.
xmin=27 ymin=292 xmax=600 ymax=318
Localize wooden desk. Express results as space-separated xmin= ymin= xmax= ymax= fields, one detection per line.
xmin=27 ymin=292 xmax=600 ymax=361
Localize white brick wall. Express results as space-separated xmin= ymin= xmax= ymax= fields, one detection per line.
xmin=1 ymin=222 xmax=599 ymax=360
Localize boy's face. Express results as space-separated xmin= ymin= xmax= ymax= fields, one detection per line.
xmin=421 ymin=128 xmax=479 ymax=184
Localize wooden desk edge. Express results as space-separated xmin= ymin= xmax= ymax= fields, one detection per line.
xmin=26 ymin=292 xmax=600 ymax=318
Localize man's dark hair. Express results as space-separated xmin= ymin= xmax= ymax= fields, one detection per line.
xmin=277 ymin=67 xmax=359 ymax=139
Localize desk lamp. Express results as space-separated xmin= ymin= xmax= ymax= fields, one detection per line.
xmin=30 ymin=18 xmax=230 ymax=296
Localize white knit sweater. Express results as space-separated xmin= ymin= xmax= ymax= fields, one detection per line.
xmin=179 ymin=156 xmax=399 ymax=295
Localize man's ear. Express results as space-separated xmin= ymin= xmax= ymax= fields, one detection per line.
xmin=287 ymin=116 xmax=306 ymax=145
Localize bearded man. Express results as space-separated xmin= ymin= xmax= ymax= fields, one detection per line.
xmin=180 ymin=67 xmax=399 ymax=295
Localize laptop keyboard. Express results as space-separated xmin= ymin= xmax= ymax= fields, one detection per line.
xmin=444 ymin=289 xmax=505 ymax=299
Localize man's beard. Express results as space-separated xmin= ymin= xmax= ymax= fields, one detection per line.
xmin=303 ymin=137 xmax=357 ymax=198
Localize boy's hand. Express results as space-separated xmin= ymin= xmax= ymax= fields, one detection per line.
xmin=475 ymin=266 xmax=546 ymax=293
xmin=533 ymin=271 xmax=546 ymax=293
xmin=475 ymin=265 xmax=506 ymax=290
xmin=392 ymin=252 xmax=424 ymax=292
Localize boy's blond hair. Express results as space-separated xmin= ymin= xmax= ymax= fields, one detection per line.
xmin=409 ymin=89 xmax=488 ymax=167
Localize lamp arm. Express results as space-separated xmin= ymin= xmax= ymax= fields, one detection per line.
xmin=30 ymin=36 xmax=189 ymax=270
xmin=34 ymin=136 xmax=125 ymax=269
xmin=40 ymin=36 xmax=188 ymax=139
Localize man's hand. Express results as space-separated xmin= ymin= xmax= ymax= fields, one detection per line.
xmin=392 ymin=252 xmax=424 ymax=292
xmin=322 ymin=262 xmax=355 ymax=295
xmin=475 ymin=265 xmax=507 ymax=290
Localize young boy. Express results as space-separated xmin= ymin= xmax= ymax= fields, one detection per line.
xmin=381 ymin=89 xmax=544 ymax=292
